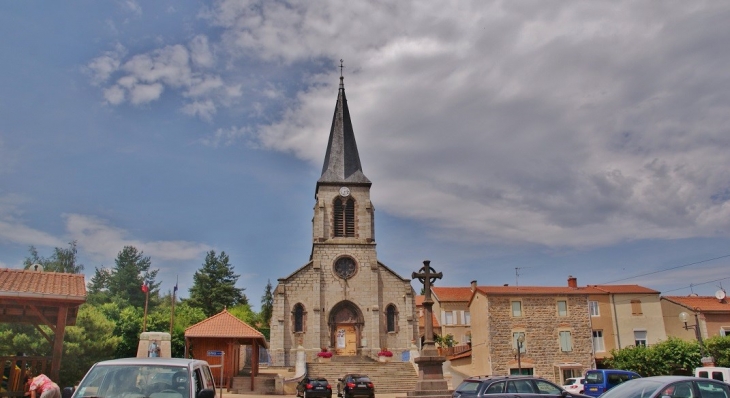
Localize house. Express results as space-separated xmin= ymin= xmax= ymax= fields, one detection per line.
xmin=468 ymin=281 xmax=597 ymax=385
xmin=588 ymin=282 xmax=666 ymax=364
xmin=661 ymin=294 xmax=730 ymax=342
xmin=416 ymin=294 xmax=442 ymax=347
xmin=431 ymin=285 xmax=474 ymax=347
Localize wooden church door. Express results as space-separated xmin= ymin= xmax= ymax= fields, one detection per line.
xmin=335 ymin=324 xmax=357 ymax=356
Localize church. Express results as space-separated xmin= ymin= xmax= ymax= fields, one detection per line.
xmin=268 ymin=73 xmax=417 ymax=366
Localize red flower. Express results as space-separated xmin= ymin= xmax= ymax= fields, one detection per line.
xmin=317 ymin=351 xmax=333 ymax=358
xmin=377 ymin=350 xmax=393 ymax=357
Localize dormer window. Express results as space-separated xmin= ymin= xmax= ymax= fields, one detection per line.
xmin=334 ymin=198 xmax=355 ymax=237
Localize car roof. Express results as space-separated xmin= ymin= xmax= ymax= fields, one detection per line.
xmin=637 ymin=376 xmax=725 ymax=382
xmin=463 ymin=375 xmax=546 ymax=382
xmin=91 ymin=358 xmax=209 ymax=367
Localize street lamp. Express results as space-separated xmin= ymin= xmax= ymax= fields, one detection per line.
xmin=515 ymin=334 xmax=525 ymax=375
xmin=679 ymin=311 xmax=704 ymax=354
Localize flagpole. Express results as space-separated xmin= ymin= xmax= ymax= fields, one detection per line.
xmin=170 ymin=276 xmax=177 ymax=335
xmin=143 ymin=284 xmax=149 ymax=332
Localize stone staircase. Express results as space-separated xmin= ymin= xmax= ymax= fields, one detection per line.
xmin=306 ymin=356 xmax=418 ymax=395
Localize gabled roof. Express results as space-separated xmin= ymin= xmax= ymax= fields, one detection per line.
xmin=474 ymin=285 xmax=601 ymax=296
xmin=589 ymin=285 xmax=660 ymax=294
xmin=415 ymin=295 xmax=440 ymax=328
xmin=185 ymin=309 xmax=267 ymax=344
xmin=0 ymin=268 xmax=86 ymax=301
xmin=662 ymin=296 xmax=730 ymax=313
xmin=317 ymin=75 xmax=370 ymax=188
xmin=432 ymin=287 xmax=473 ymax=302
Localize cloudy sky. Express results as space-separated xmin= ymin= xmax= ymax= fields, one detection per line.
xmin=2 ymin=1 xmax=729 ymax=309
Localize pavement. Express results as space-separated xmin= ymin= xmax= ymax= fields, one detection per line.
xmin=223 ymin=393 xmax=402 ymax=398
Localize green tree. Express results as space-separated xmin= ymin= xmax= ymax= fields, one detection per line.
xmin=87 ymin=266 xmax=113 ymax=305
xmin=188 ymin=251 xmax=247 ymax=317
xmin=604 ymin=337 xmax=701 ymax=376
xmin=59 ymin=304 xmax=121 ymax=386
xmin=113 ymin=306 xmax=143 ymax=358
xmin=260 ymin=279 xmax=274 ymax=327
xmin=108 ymin=246 xmax=159 ymax=308
xmin=23 ymin=241 xmax=84 ymax=273
xmin=229 ymin=303 xmax=257 ymax=325
xmin=704 ymin=335 xmax=730 ymax=367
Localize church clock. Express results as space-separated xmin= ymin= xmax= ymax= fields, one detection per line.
xmin=334 ymin=256 xmax=357 ymax=279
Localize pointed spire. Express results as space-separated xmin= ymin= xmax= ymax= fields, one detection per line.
xmin=318 ymin=60 xmax=370 ymax=186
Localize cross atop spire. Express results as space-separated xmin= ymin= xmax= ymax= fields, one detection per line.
xmin=318 ymin=62 xmax=371 ymax=188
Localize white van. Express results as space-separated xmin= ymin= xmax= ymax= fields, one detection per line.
xmin=695 ymin=367 xmax=730 ymax=382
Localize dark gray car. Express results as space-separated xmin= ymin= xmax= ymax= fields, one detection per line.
xmin=452 ymin=375 xmax=592 ymax=398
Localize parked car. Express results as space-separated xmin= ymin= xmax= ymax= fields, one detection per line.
xmin=297 ymin=377 xmax=332 ymax=398
xmin=696 ymin=366 xmax=730 ymax=382
xmin=452 ymin=375 xmax=591 ymax=398
xmin=562 ymin=377 xmax=585 ymax=394
xmin=336 ymin=374 xmax=374 ymax=398
xmin=583 ymin=369 xmax=640 ymax=397
xmin=61 ymin=358 xmax=217 ymax=398
xmin=599 ymin=375 xmax=730 ymax=398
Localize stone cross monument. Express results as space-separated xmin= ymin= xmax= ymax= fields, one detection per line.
xmin=408 ymin=260 xmax=451 ymax=398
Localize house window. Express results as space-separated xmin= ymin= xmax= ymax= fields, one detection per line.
xmin=333 ymin=198 xmax=355 ymax=237
xmin=630 ymin=299 xmax=643 ymax=315
xmin=593 ymin=330 xmax=605 ymax=352
xmin=511 ymin=301 xmax=522 ymax=317
xmin=386 ymin=304 xmax=397 ymax=332
xmin=559 ymin=331 xmax=573 ymax=352
xmin=589 ymin=301 xmax=600 ymax=316
xmin=634 ymin=330 xmax=647 ymax=346
xmin=513 ymin=332 xmax=526 ymax=353
xmin=464 ymin=311 xmax=471 ymax=325
xmin=293 ymin=303 xmax=305 ymax=333
xmin=444 ymin=311 xmax=454 ymax=325
xmin=557 ymin=300 xmax=568 ymax=317
xmin=721 ymin=327 xmax=729 ymax=337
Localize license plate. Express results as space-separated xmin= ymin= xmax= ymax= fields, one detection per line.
xmin=315 ymin=387 xmax=323 ymax=390
xmin=358 ymin=384 xmax=366 ymax=387
xmin=589 ymin=387 xmax=597 ymax=391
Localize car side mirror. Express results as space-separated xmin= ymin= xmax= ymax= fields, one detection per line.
xmin=62 ymin=387 xmax=75 ymax=398
xmin=196 ymin=388 xmax=216 ymax=398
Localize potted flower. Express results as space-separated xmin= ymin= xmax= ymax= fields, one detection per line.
xmin=377 ymin=349 xmax=393 ymax=362
xmin=317 ymin=347 xmax=332 ymax=362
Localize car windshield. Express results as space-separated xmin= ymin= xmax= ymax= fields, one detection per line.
xmin=353 ymin=376 xmax=371 ymax=383
xmin=310 ymin=379 xmax=329 ymax=386
xmin=73 ymin=365 xmax=189 ymax=398
xmin=455 ymin=381 xmax=481 ymax=392
xmin=565 ymin=378 xmax=577 ymax=385
xmin=599 ymin=379 xmax=664 ymax=398
xmin=585 ymin=372 xmax=604 ymax=384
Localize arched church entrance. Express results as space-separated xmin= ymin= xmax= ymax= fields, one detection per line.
xmin=329 ymin=301 xmax=364 ymax=356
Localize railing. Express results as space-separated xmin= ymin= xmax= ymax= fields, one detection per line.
xmin=1 ymin=357 xmax=52 ymax=398
xmin=437 ymin=344 xmax=471 ymax=357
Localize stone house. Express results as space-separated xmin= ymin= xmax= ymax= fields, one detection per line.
xmin=661 ymin=294 xmax=730 ymax=342
xmin=468 ymin=283 xmax=597 ymax=385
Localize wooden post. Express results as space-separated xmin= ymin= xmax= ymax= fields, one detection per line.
xmin=51 ymin=306 xmax=68 ymax=381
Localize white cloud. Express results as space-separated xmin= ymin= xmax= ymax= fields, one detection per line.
xmin=189 ymin=35 xmax=215 ymax=68
xmin=0 ymin=195 xmax=65 ymax=247
xmin=64 ymin=213 xmax=212 ymax=261
xmin=86 ymin=44 xmax=126 ymax=85
xmin=182 ymin=100 xmax=217 ymax=121
xmin=200 ymin=126 xmax=250 ymax=147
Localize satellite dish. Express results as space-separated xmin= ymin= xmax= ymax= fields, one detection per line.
xmin=715 ymin=290 xmax=727 ymax=300
xmin=31 ymin=263 xmax=43 ymax=272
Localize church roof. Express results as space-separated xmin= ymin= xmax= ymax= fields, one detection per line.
xmin=185 ymin=309 xmax=267 ymax=344
xmin=318 ymin=74 xmax=370 ymax=187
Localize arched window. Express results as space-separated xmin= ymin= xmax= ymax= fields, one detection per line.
xmin=386 ymin=304 xmax=397 ymax=332
xmin=334 ymin=198 xmax=355 ymax=237
xmin=293 ymin=303 xmax=305 ymax=333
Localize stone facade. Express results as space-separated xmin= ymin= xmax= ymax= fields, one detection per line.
xmin=268 ymin=76 xmax=416 ymax=366
xmin=469 ymin=287 xmax=595 ymax=384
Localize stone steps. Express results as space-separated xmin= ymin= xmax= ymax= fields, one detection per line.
xmin=307 ymin=359 xmax=418 ymax=394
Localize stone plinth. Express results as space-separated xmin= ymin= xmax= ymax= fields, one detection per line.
xmin=406 ymin=355 xmax=451 ymax=398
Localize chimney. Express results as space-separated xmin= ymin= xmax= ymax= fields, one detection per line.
xmin=568 ymin=275 xmax=577 ymax=288
xmin=470 ymin=280 xmax=477 ymax=292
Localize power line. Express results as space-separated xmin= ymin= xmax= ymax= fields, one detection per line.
xmin=600 ymin=253 xmax=730 ymax=284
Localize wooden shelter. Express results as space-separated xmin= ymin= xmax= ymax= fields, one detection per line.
xmin=184 ymin=309 xmax=267 ymax=391
xmin=0 ymin=268 xmax=86 ymax=394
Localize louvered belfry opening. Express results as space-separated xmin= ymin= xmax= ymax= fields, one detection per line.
xmin=334 ymin=198 xmax=355 ymax=237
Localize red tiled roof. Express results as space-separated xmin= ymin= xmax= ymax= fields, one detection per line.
xmin=0 ymin=268 xmax=86 ymax=301
xmin=475 ymin=285 xmax=601 ymax=295
xmin=663 ymin=296 xmax=730 ymax=313
xmin=415 ymin=295 xmax=425 ymax=306
xmin=185 ymin=309 xmax=266 ymax=340
xmin=589 ymin=285 xmax=660 ymax=294
xmin=432 ymin=287 xmax=473 ymax=302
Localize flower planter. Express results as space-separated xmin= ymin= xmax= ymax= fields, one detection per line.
xmin=378 ymin=356 xmax=391 ymax=363
xmin=318 ymin=357 xmax=331 ymax=363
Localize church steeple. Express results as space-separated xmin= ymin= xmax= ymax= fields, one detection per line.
xmin=318 ymin=64 xmax=370 ymax=188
